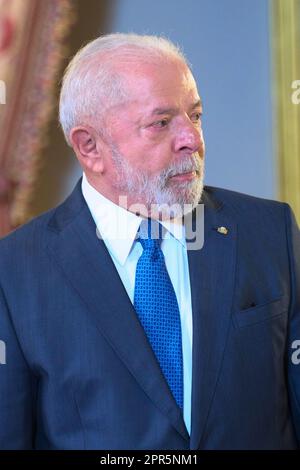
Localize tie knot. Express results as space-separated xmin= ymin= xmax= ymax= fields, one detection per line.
xmin=138 ymin=219 xmax=163 ymax=253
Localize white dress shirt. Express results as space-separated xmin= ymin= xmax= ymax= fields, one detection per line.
xmin=81 ymin=173 xmax=193 ymax=434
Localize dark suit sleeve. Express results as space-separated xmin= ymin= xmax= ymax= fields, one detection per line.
xmin=285 ymin=204 xmax=300 ymax=445
xmin=0 ymin=284 xmax=36 ymax=449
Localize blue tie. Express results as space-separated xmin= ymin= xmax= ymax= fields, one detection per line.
xmin=133 ymin=219 xmax=183 ymax=410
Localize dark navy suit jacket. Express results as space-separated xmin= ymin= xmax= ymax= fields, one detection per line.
xmin=0 ymin=179 xmax=299 ymax=449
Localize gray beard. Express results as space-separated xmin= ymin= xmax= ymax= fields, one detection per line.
xmin=110 ymin=146 xmax=205 ymax=219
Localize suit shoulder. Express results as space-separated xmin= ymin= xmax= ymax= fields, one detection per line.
xmin=0 ymin=179 xmax=84 ymax=253
xmin=0 ymin=206 xmax=56 ymax=253
xmin=204 ymin=185 xmax=287 ymax=215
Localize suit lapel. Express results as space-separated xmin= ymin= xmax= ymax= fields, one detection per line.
xmin=187 ymin=190 xmax=237 ymax=449
xmin=46 ymin=180 xmax=189 ymax=442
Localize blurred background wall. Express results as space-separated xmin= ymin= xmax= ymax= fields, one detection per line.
xmin=0 ymin=0 xmax=299 ymax=236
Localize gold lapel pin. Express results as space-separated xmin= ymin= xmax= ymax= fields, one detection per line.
xmin=217 ymin=226 xmax=229 ymax=235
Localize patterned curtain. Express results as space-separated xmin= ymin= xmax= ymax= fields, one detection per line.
xmin=271 ymin=0 xmax=300 ymax=225
xmin=0 ymin=0 xmax=75 ymax=237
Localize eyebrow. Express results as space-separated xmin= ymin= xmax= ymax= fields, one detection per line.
xmin=149 ymin=99 xmax=202 ymax=116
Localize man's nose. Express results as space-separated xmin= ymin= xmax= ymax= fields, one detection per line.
xmin=174 ymin=120 xmax=203 ymax=154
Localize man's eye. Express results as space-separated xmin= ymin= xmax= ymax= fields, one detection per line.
xmin=191 ymin=112 xmax=202 ymax=123
xmin=153 ymin=119 xmax=169 ymax=128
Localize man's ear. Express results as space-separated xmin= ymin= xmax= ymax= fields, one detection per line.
xmin=70 ymin=126 xmax=104 ymax=173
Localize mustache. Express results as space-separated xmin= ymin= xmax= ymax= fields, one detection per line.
xmin=111 ymin=145 xmax=203 ymax=194
xmin=160 ymin=154 xmax=202 ymax=180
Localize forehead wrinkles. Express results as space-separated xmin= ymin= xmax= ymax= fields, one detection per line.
xmin=102 ymin=59 xmax=199 ymax=131
xmin=111 ymin=56 xmax=194 ymax=90
xmin=127 ymin=70 xmax=197 ymax=114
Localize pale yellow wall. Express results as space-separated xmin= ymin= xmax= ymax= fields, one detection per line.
xmin=271 ymin=0 xmax=300 ymax=225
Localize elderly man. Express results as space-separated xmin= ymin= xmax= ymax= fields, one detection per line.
xmin=0 ymin=33 xmax=299 ymax=450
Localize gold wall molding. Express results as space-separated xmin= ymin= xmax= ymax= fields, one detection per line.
xmin=271 ymin=0 xmax=300 ymax=225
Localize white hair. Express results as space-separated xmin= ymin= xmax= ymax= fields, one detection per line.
xmin=58 ymin=33 xmax=188 ymax=146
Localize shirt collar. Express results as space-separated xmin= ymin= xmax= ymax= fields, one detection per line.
xmin=81 ymin=173 xmax=186 ymax=266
